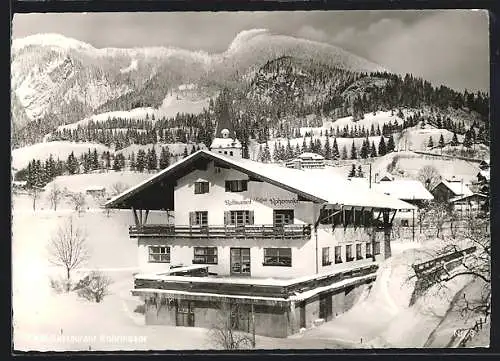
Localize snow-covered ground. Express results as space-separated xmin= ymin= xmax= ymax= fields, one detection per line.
xmin=293 ymin=241 xmax=488 ymax=348
xmin=57 ymin=92 xmax=211 ymax=131
xmin=12 ymin=141 xmax=111 ymax=171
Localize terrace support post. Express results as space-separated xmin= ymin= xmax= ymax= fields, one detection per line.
xmin=412 ymin=208 xmax=415 ymax=243
xmin=383 ymin=209 xmax=392 ymax=260
xmin=144 ymin=209 xmax=150 ymax=225
xmin=251 ymin=303 xmax=256 ymax=348
xmin=132 ymin=207 xmax=140 ymax=227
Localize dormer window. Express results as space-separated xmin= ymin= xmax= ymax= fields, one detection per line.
xmin=225 ymin=180 xmax=248 ymax=192
xmin=194 ymin=181 xmax=209 ymax=194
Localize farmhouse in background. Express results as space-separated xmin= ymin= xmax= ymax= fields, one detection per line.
xmin=85 ymin=186 xmax=106 ymax=198
xmin=348 ymin=176 xmax=433 ymax=227
xmin=431 ymin=177 xmax=487 ymax=213
xmin=285 ymin=152 xmax=325 ymax=169
xmin=105 ymin=146 xmax=415 ymax=337
xmin=431 ymin=177 xmax=473 ymax=203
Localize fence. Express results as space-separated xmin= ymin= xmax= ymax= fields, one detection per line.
xmin=411 ymin=246 xmax=476 ymax=277
xmin=392 ymin=221 xmax=490 ymax=242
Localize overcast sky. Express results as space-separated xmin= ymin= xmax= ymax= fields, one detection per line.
xmin=12 ymin=10 xmax=489 ymax=92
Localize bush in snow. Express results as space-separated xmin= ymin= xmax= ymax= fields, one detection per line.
xmin=75 ymin=271 xmax=113 ymax=303
xmin=208 ymin=301 xmax=254 ymax=350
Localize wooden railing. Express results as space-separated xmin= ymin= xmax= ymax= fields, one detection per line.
xmin=412 ymin=246 xmax=476 ymax=276
xmin=129 ymin=224 xmax=312 ymax=239
xmin=134 ymin=264 xmax=378 ymax=299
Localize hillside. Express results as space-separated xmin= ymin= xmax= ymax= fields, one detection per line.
xmin=11 ymin=30 xmax=386 ymax=147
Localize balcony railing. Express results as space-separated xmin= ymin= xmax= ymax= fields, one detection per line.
xmin=133 ymin=264 xmax=379 ymax=299
xmin=129 ymin=224 xmax=312 ymax=239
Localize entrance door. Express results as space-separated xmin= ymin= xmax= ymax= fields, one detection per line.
xmin=299 ymin=303 xmax=306 ymax=329
xmin=230 ymin=248 xmax=251 ymax=276
xmin=176 ymin=300 xmax=194 ymax=327
xmin=319 ymin=294 xmax=333 ymax=321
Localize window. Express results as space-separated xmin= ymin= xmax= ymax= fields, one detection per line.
xmin=230 ymin=151 xmax=234 ymax=156
xmin=356 ymin=244 xmax=363 ymax=260
xmin=401 ymin=219 xmax=409 ymax=227
xmin=149 ymin=246 xmax=170 ymax=263
xmin=334 ymin=246 xmax=342 ymax=264
xmin=225 ymin=180 xmax=248 ymax=192
xmin=189 ymin=211 xmax=208 ymax=226
xmin=263 ymin=248 xmax=292 ymax=267
xmin=346 ymin=245 xmax=353 ymax=262
xmin=374 ymin=241 xmax=381 ymax=255
xmin=273 ymin=210 xmax=294 ymax=226
xmin=322 ymin=247 xmax=331 ymax=266
xmin=193 ymin=247 xmax=218 ymax=264
xmin=224 ymin=151 xmax=227 ymax=155
xmin=366 ymin=242 xmax=372 ymax=258
xmin=194 ymin=181 xmax=209 ymax=194
xmin=226 ymin=210 xmax=254 ymax=225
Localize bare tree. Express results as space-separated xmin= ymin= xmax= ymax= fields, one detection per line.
xmin=427 ymin=201 xmax=451 ymax=239
xmin=29 ymin=186 xmax=43 ymax=211
xmin=68 ymin=192 xmax=86 ymax=215
xmin=48 ymin=183 xmax=63 ymax=211
xmin=75 ymin=271 xmax=113 ymax=303
xmin=48 ymin=217 xmax=90 ymax=292
xmin=208 ymin=301 xmax=254 ymax=350
xmin=417 ymin=165 xmax=442 ymax=191
xmin=417 ymin=200 xmax=431 ymax=234
xmin=414 ymin=216 xmax=490 ymax=345
xmin=110 ymin=182 xmax=129 ymax=196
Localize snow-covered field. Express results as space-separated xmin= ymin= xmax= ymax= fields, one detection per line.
xmin=12 ymin=141 xmax=111 ymax=171
xmin=57 ymin=92 xmax=211 ymax=131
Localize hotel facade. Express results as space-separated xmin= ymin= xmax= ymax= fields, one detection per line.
xmin=106 ymin=134 xmax=416 ymax=337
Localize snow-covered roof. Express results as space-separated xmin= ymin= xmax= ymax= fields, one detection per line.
xmin=106 ymin=149 xmax=416 ymax=210
xmin=449 ymin=193 xmax=488 ymax=203
xmin=345 ymin=178 xmax=433 ymax=202
xmin=438 ymin=180 xmax=474 ymax=197
xmin=373 ymin=180 xmax=434 ymax=201
xmin=210 ymin=138 xmax=242 ymax=149
xmin=297 ymin=152 xmax=325 ymax=160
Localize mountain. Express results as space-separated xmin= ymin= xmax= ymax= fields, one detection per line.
xmin=11 ymin=30 xmax=385 ymax=147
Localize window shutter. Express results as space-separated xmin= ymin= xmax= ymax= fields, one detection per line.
xmin=224 ymin=211 xmax=230 ymax=225
xmin=249 ymin=210 xmax=254 ymax=225
xmin=189 ymin=212 xmax=196 ymax=226
xmin=225 ymin=181 xmax=230 ymax=192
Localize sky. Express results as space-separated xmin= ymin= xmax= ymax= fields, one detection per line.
xmin=12 ymin=10 xmax=489 ymax=92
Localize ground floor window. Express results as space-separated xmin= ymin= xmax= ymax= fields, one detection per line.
xmin=193 ymin=247 xmax=218 ymax=264
xmin=374 ymin=241 xmax=381 ymax=255
xmin=334 ymin=246 xmax=342 ymax=264
xmin=263 ymin=248 xmax=292 ymax=267
xmin=356 ymin=244 xmax=363 ymax=260
xmin=322 ymin=247 xmax=331 ymax=266
xmin=149 ymin=246 xmax=170 ymax=263
xmin=346 ymin=245 xmax=354 ymax=262
xmin=366 ymin=242 xmax=372 ymax=258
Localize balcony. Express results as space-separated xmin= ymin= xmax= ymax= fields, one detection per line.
xmin=129 ymin=224 xmax=312 ymax=239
